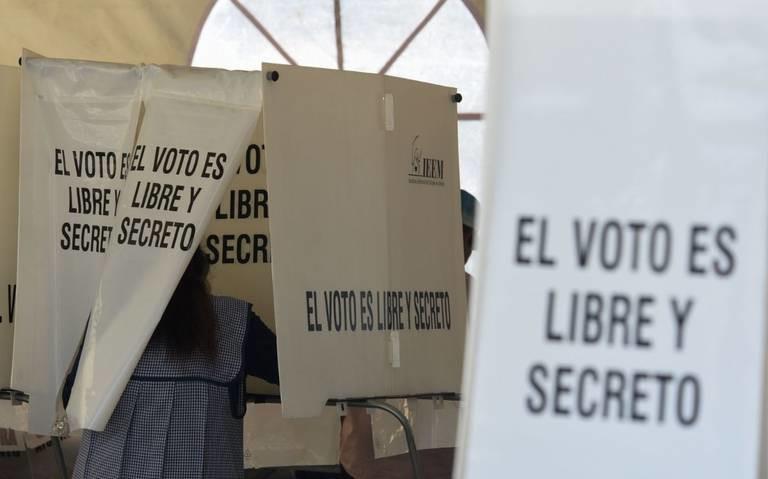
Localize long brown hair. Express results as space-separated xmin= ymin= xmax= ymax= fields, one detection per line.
xmin=153 ymin=248 xmax=216 ymax=356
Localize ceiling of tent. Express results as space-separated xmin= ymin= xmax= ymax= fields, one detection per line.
xmin=0 ymin=0 xmax=485 ymax=67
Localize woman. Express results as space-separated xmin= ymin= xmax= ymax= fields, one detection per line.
xmin=66 ymin=248 xmax=279 ymax=478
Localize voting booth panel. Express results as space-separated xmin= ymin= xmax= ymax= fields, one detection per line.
xmin=13 ymin=57 xmax=142 ymax=435
xmin=67 ymin=65 xmax=262 ymax=432
xmin=264 ymin=64 xmax=466 ymax=418
xmin=205 ymin=114 xmax=278 ymax=395
xmin=243 ymin=403 xmax=340 ymax=469
xmin=0 ymin=65 xmax=23 ymax=437
xmin=455 ymin=1 xmax=768 ymax=478
xmin=0 ymin=66 xmax=19 ymax=392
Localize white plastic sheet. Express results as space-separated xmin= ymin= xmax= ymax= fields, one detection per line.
xmin=456 ymin=1 xmax=768 ymax=478
xmin=67 ymin=65 xmax=262 ymax=431
xmin=13 ymin=56 xmax=141 ymax=434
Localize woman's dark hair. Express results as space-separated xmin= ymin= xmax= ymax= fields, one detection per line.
xmin=153 ymin=248 xmax=216 ymax=356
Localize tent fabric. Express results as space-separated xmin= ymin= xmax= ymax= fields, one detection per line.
xmin=0 ymin=0 xmax=485 ymax=68
xmin=0 ymin=0 xmax=214 ymax=66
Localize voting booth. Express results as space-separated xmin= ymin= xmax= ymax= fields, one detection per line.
xmin=455 ymin=1 xmax=768 ymax=478
xmin=0 ymin=65 xmax=22 ymax=453
xmin=0 ymin=54 xmax=466 ymax=475
xmin=263 ymin=63 xmax=466 ymax=418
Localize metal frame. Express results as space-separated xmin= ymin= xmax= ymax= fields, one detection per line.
xmin=346 ymin=400 xmax=423 ymax=479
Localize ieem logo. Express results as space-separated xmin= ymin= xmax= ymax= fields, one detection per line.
xmin=408 ymin=135 xmax=444 ymax=186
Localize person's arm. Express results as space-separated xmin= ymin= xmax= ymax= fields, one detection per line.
xmin=244 ymin=311 xmax=279 ymax=385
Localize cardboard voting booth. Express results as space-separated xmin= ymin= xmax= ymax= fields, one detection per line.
xmin=0 ymin=65 xmax=18 ymax=392
xmin=0 ymin=65 xmax=21 ymax=438
xmin=455 ymin=1 xmax=768 ymax=478
xmin=7 ymin=55 xmax=464 ymax=470
xmin=0 ymin=62 xmax=51 ymax=459
xmin=6 ymin=56 xmax=341 ymax=468
xmin=263 ymin=63 xmax=467 ymax=418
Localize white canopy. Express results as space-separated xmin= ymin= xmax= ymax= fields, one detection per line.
xmin=0 ymin=0 xmax=486 ymax=67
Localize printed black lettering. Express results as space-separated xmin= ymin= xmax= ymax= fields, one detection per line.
xmin=574 ymin=219 xmax=596 ymax=268
xmin=636 ymin=296 xmax=654 ymax=349
xmin=54 ymin=149 xmax=69 ymax=176
xmin=655 ymin=373 xmax=673 ymax=423
xmin=526 ymin=363 xmax=548 ymax=414
xmin=515 ymin=216 xmax=534 ymax=265
xmin=603 ymin=370 xmax=625 ymax=419
xmin=206 ymin=236 xmax=221 ymax=263
xmin=545 ymin=290 xmax=562 ymax=342
xmin=600 ymin=220 xmax=622 ymax=270
xmin=630 ymin=373 xmax=648 ymax=422
xmin=245 ymin=144 xmax=262 ymax=174
xmin=554 ymin=366 xmax=573 ymax=416
xmin=538 ymin=218 xmax=556 ymax=266
xmin=608 ymin=294 xmax=630 ymax=346
xmin=306 ymin=291 xmax=316 ymax=332
xmin=577 ymin=368 xmax=598 ymax=417
xmin=626 ymin=222 xmax=645 ymax=270
xmin=583 ymin=293 xmax=603 ymax=344
xmin=671 ymin=297 xmax=694 ymax=351
xmin=714 ymin=226 xmax=736 ymax=277
xmin=188 ymin=186 xmax=202 ymax=213
xmin=688 ymin=225 xmax=708 ymax=275
xmin=7 ymin=284 xmax=15 ymax=324
xmin=214 ymin=153 xmax=226 ymax=180
xmin=649 ymin=222 xmax=672 ymax=273
xmin=677 ymin=375 xmax=701 ymax=426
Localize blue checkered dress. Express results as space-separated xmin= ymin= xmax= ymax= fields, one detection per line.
xmin=73 ymin=296 xmax=250 ymax=479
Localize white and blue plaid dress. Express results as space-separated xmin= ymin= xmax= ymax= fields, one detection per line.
xmin=72 ymin=296 xmax=251 ymax=479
